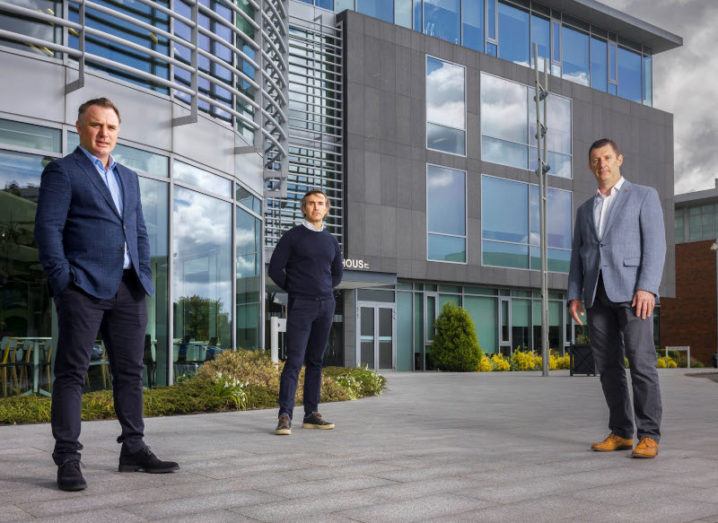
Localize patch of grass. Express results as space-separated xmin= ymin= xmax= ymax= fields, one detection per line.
xmin=0 ymin=350 xmax=386 ymax=425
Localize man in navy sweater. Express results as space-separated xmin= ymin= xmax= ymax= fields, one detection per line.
xmin=268 ymin=189 xmax=343 ymax=435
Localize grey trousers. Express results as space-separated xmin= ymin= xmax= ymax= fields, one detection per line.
xmin=587 ymin=277 xmax=662 ymax=441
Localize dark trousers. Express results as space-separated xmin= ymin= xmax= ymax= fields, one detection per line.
xmin=587 ymin=276 xmax=662 ymax=441
xmin=52 ymin=270 xmax=147 ymax=465
xmin=278 ymin=296 xmax=335 ymax=419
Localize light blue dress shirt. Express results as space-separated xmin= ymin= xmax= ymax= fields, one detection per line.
xmin=79 ymin=146 xmax=130 ymax=269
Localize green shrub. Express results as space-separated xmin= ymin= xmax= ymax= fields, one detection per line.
xmin=0 ymin=350 xmax=386 ymax=425
xmin=429 ymin=303 xmax=483 ymax=371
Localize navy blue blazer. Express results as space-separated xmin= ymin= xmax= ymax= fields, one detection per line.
xmin=35 ymin=147 xmax=154 ymax=299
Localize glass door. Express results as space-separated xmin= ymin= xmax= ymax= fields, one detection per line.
xmin=357 ymin=303 xmax=395 ymax=370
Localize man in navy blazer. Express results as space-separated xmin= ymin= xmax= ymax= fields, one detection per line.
xmin=35 ymin=98 xmax=178 ymax=491
xmin=568 ymin=138 xmax=666 ymax=459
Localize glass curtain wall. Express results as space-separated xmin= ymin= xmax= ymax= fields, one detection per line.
xmin=236 ymin=206 xmax=261 ymax=349
xmin=462 ymin=0 xmax=483 ymax=52
xmin=498 ymin=1 xmax=529 ymax=67
xmin=423 ymin=0 xmax=460 ymax=45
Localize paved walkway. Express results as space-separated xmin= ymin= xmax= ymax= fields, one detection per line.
xmin=2 ymin=369 xmax=718 ymax=522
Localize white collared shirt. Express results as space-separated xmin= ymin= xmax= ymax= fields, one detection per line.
xmin=593 ymin=176 xmax=625 ymax=240
xmin=302 ymin=219 xmax=325 ymax=232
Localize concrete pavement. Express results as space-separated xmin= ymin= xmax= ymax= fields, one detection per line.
xmin=2 ymin=369 xmax=718 ymax=522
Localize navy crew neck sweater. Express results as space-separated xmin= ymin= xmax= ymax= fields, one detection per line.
xmin=268 ymin=225 xmax=343 ymax=298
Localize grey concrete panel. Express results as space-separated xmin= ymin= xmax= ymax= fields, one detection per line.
xmin=395 ymin=46 xmax=412 ymax=98
xmin=364 ymin=151 xmax=381 ymax=204
xmin=346 ymin=81 xmax=366 ymax=136
xmin=395 ymin=95 xmax=412 ymax=148
xmin=396 ymin=208 xmax=413 ymax=258
xmin=364 ymin=204 xmax=383 ymax=255
xmin=380 ymin=154 xmax=398 ymax=206
xmin=380 ymin=206 xmax=397 ymax=257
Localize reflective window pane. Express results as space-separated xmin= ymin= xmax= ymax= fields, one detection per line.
xmin=427 ymin=165 xmax=465 ymax=236
xmin=356 ymin=0 xmax=393 ymax=23
xmin=427 ymin=165 xmax=466 ymax=263
xmin=487 ymin=0 xmax=497 ymax=40
xmin=562 ymin=26 xmax=589 ymax=85
xmin=481 ymin=73 xmax=527 ymax=144
xmin=335 ymin=0 xmax=355 ymax=11
xmin=483 ymin=240 xmax=529 ymax=269
xmin=424 ymin=0 xmax=460 ymax=45
xmin=236 ymin=207 xmax=261 ymax=348
xmin=0 ymin=0 xmax=61 ymax=56
xmin=395 ymin=0 xmax=412 ymax=28
xmin=618 ymin=46 xmax=642 ymax=103
xmin=172 ymin=187 xmax=232 ymax=378
xmin=426 ymin=56 xmax=465 ymax=155
xmin=428 ymin=234 xmax=466 ymax=263
xmin=68 ymin=132 xmax=168 ymax=178
xmin=173 ymin=160 xmax=232 ymax=198
xmin=426 ymin=56 xmax=465 ymax=130
xmin=482 ymin=176 xmax=571 ymax=272
xmin=68 ymin=0 xmax=170 ymax=93
xmin=316 ymin=0 xmax=334 ymax=9
xmin=0 ymin=151 xmax=51 ymax=346
xmin=674 ymin=210 xmax=684 ymax=243
xmin=643 ymin=54 xmax=652 ymax=106
xmin=482 ymin=136 xmax=528 ymax=170
xmin=427 ymin=123 xmax=465 ymax=155
xmin=139 ymin=177 xmax=169 ymax=386
xmin=530 ymin=14 xmax=550 ymax=70
xmin=498 ymin=2 xmax=529 ymax=67
xmin=590 ymin=37 xmax=608 ymax=92
xmin=482 ymin=176 xmax=528 ymax=243
xmin=0 ymin=119 xmax=60 ymax=153
xmin=462 ymin=0 xmax=483 ymax=52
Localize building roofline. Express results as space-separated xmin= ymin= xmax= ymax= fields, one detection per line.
xmin=539 ymin=0 xmax=683 ymax=53
xmin=675 ymin=184 xmax=718 ymax=206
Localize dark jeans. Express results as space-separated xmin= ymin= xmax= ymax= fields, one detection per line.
xmin=278 ymin=296 xmax=335 ymax=419
xmin=587 ymin=276 xmax=662 ymax=441
xmin=52 ymin=270 xmax=148 ymax=465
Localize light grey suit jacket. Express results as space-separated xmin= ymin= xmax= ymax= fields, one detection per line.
xmin=567 ymin=179 xmax=666 ymax=308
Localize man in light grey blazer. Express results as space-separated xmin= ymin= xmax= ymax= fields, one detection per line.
xmin=568 ymin=138 xmax=666 ymax=459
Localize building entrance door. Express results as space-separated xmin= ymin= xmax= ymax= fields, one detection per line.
xmin=357 ymin=303 xmax=395 ymax=370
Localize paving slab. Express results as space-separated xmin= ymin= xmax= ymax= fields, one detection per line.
xmin=1 ymin=369 xmax=718 ymax=521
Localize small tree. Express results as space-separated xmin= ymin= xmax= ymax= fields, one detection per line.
xmin=430 ymin=303 xmax=483 ymax=371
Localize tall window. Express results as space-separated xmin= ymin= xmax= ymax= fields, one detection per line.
xmin=172 ymin=185 xmax=232 ymax=378
xmin=618 ymin=46 xmax=642 ymax=103
xmin=562 ymin=25 xmax=589 ymax=86
xmin=427 ymin=164 xmax=466 ymax=263
xmin=236 ymin=206 xmax=262 ymax=348
xmin=481 ymin=73 xmax=572 ymax=178
xmin=426 ymin=56 xmax=466 ymax=156
xmin=481 ymin=175 xmax=572 ymax=272
xmin=530 ymin=13 xmax=550 ymax=71
xmin=462 ymin=0 xmax=483 ymax=52
xmin=590 ymin=37 xmax=608 ymax=92
xmin=498 ymin=1 xmax=529 ymax=67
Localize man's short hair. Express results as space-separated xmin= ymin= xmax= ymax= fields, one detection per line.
xmin=588 ymin=138 xmax=621 ymax=160
xmin=77 ymin=97 xmax=121 ymax=123
xmin=300 ymin=189 xmax=330 ymax=214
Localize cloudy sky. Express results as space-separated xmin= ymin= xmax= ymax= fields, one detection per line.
xmin=603 ymin=0 xmax=718 ymax=195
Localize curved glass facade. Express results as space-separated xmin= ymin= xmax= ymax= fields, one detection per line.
xmin=0 ymin=0 xmax=289 ymax=168
xmin=0 ymin=121 xmax=263 ymax=393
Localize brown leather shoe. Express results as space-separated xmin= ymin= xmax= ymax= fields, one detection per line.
xmin=631 ymin=436 xmax=659 ymax=459
xmin=591 ymin=433 xmax=634 ymax=452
